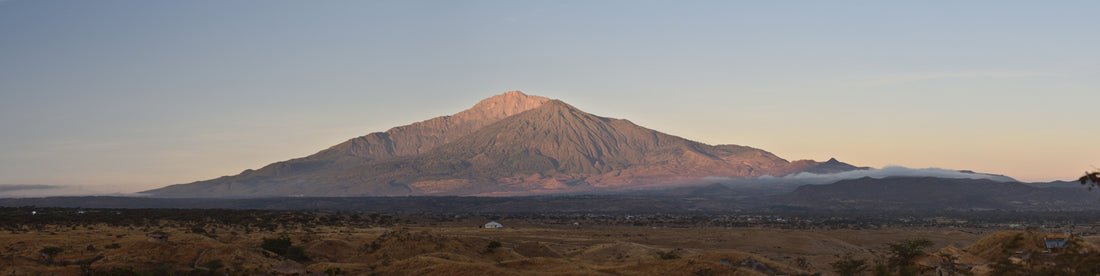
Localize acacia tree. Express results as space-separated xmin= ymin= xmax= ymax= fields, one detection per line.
xmin=830 ymin=255 xmax=868 ymax=276
xmin=885 ymin=238 xmax=934 ymax=276
xmin=1081 ymin=171 xmax=1099 ymax=189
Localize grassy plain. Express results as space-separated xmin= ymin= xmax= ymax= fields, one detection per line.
xmin=2 ymin=208 xmax=1097 ymax=275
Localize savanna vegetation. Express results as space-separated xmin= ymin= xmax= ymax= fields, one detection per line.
xmin=3 ymin=206 xmax=1100 ymax=275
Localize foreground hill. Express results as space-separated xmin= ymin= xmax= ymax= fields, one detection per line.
xmin=782 ymin=177 xmax=1100 ymax=211
xmin=145 ymin=91 xmax=829 ymax=197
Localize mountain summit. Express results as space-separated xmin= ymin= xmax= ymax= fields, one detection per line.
xmin=315 ymin=90 xmax=550 ymax=161
xmin=144 ymin=91 xmax=835 ymax=197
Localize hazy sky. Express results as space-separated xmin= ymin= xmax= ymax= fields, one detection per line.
xmin=1 ymin=1 xmax=1097 ymax=194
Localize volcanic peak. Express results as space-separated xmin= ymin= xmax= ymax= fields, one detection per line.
xmin=143 ymin=91 xmax=845 ymax=197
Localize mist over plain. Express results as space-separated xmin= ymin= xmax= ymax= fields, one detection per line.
xmin=712 ymin=165 xmax=1018 ymax=188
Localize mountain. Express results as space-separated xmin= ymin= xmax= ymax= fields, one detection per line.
xmin=781 ymin=177 xmax=1100 ymax=211
xmin=144 ymin=91 xmax=836 ymax=197
xmin=210 ymin=91 xmax=551 ymax=180
xmin=799 ymin=158 xmax=869 ymax=174
xmin=955 ymin=170 xmax=1017 ymax=183
xmin=1022 ymin=180 xmax=1085 ymax=188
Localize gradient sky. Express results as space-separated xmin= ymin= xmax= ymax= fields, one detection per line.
xmin=1 ymin=1 xmax=1098 ymax=194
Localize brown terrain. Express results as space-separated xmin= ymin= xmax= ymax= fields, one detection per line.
xmin=145 ymin=91 xmax=832 ymax=197
xmin=5 ymin=216 xmax=1097 ymax=276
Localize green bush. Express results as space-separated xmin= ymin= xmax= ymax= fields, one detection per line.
xmin=486 ymin=241 xmax=502 ymax=253
xmin=261 ymin=237 xmax=293 ymax=255
xmin=830 ymin=255 xmax=867 ymax=276
xmin=324 ymin=267 xmax=342 ymax=276
xmin=261 ymin=236 xmax=309 ymax=262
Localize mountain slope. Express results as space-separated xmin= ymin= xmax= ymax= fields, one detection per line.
xmin=332 ymin=100 xmax=807 ymax=196
xmin=148 ymin=92 xmax=550 ymax=195
xmin=317 ymin=91 xmax=551 ymax=160
xmin=145 ymin=92 xmax=825 ymax=197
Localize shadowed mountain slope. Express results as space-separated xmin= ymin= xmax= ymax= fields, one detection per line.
xmin=782 ymin=177 xmax=1100 ymax=211
xmin=145 ymin=92 xmax=830 ymax=197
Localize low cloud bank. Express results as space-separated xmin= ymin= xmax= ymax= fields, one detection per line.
xmin=0 ymin=184 xmax=60 ymax=193
xmin=766 ymin=166 xmax=1016 ymax=185
xmin=709 ymin=166 xmax=1017 ymax=187
xmin=0 ymin=184 xmax=136 ymax=198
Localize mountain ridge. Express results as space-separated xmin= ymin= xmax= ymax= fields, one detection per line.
xmin=781 ymin=176 xmax=1097 ymax=211
xmin=144 ymin=91 xmax=835 ymax=197
xmin=153 ymin=91 xmax=552 ymax=195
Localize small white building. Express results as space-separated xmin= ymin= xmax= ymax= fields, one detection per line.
xmin=484 ymin=221 xmax=503 ymax=229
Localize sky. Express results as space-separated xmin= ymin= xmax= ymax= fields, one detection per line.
xmin=1 ymin=1 xmax=1098 ymax=195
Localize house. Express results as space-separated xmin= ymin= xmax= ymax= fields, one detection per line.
xmin=484 ymin=221 xmax=504 ymax=229
xmin=146 ymin=231 xmax=170 ymax=243
xmin=1045 ymin=237 xmax=1069 ymax=253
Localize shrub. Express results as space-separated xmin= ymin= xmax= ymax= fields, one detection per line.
xmin=830 ymin=255 xmax=868 ymax=276
xmin=324 ymin=268 xmax=342 ymax=276
xmin=885 ymin=238 xmax=933 ymax=276
xmin=189 ymin=226 xmax=206 ymax=235
xmin=486 ymin=241 xmax=502 ymax=253
xmin=41 ymin=246 xmax=63 ymax=259
xmin=261 ymin=236 xmax=309 ymax=262
xmin=656 ymin=251 xmax=680 ymax=260
xmin=261 ymin=237 xmax=293 ymax=255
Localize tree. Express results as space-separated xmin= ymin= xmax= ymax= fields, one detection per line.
xmin=830 ymin=255 xmax=868 ymax=276
xmin=871 ymin=263 xmax=891 ymax=276
xmin=937 ymin=253 xmax=972 ymax=276
xmin=885 ymin=238 xmax=934 ymax=276
xmin=261 ymin=237 xmax=292 ymax=255
xmin=261 ymin=236 xmax=309 ymax=262
xmin=1081 ymin=171 xmax=1099 ymax=190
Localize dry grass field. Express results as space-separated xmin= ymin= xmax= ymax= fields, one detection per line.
xmin=2 ymin=210 xmax=1097 ymax=275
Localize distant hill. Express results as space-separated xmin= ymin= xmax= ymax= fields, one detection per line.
xmin=781 ymin=177 xmax=1100 ymax=211
xmin=1021 ymin=180 xmax=1086 ymax=188
xmin=144 ymin=91 xmax=841 ymax=197
xmin=800 ymin=158 xmax=869 ymax=174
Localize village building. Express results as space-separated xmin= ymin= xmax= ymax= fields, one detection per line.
xmin=1045 ymin=237 xmax=1069 ymax=253
xmin=484 ymin=221 xmax=504 ymax=229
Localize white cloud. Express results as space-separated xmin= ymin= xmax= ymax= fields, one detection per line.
xmin=756 ymin=166 xmax=1016 ymax=185
xmin=0 ymin=184 xmax=137 ymax=198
